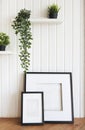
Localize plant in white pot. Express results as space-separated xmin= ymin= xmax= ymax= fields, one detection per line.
xmin=0 ymin=32 xmax=10 ymax=51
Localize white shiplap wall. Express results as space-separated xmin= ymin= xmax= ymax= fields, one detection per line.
xmin=0 ymin=0 xmax=85 ymax=117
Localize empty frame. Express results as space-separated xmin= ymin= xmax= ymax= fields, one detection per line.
xmin=21 ymin=92 xmax=44 ymax=125
xmin=25 ymin=72 xmax=74 ymax=123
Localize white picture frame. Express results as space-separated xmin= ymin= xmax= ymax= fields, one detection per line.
xmin=21 ymin=92 xmax=44 ymax=125
xmin=25 ymin=72 xmax=74 ymax=123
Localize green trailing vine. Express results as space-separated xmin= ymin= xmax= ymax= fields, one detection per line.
xmin=12 ymin=9 xmax=33 ymax=72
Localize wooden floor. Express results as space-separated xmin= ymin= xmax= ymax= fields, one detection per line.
xmin=0 ymin=118 xmax=85 ymax=130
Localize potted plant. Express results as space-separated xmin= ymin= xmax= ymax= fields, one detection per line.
xmin=48 ymin=4 xmax=60 ymax=18
xmin=0 ymin=32 xmax=10 ymax=51
xmin=12 ymin=9 xmax=33 ymax=72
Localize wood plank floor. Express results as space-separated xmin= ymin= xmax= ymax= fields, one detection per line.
xmin=0 ymin=118 xmax=85 ymax=130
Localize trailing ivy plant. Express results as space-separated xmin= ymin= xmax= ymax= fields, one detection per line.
xmin=12 ymin=9 xmax=33 ymax=72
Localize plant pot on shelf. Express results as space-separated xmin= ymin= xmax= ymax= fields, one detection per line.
xmin=49 ymin=12 xmax=58 ymax=18
xmin=0 ymin=45 xmax=6 ymax=51
xmin=48 ymin=4 xmax=60 ymax=19
xmin=0 ymin=32 xmax=10 ymax=51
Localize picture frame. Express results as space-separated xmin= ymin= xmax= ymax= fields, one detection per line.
xmin=21 ymin=92 xmax=44 ymax=125
xmin=25 ymin=72 xmax=74 ymax=123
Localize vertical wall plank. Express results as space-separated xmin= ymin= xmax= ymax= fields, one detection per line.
xmin=0 ymin=0 xmax=2 ymax=31
xmin=39 ymin=0 xmax=49 ymax=71
xmin=64 ymin=0 xmax=72 ymax=72
xmin=8 ymin=0 xmax=18 ymax=117
xmin=17 ymin=0 xmax=24 ymax=12
xmin=57 ymin=0 xmax=64 ymax=21
xmin=40 ymin=24 xmax=48 ymax=71
xmin=32 ymin=24 xmax=41 ymax=71
xmin=31 ymin=0 xmax=41 ymax=71
xmin=1 ymin=0 xmax=8 ymax=32
xmin=16 ymin=0 xmax=25 ymax=117
xmin=1 ymin=56 xmax=9 ymax=117
xmin=72 ymin=0 xmax=81 ymax=117
xmin=0 ymin=56 xmax=2 ymax=117
xmin=40 ymin=0 xmax=48 ymax=17
xmin=25 ymin=0 xmax=32 ymax=12
xmin=8 ymin=0 xmax=17 ymax=51
xmin=80 ymin=0 xmax=85 ymax=117
xmin=24 ymin=1 xmax=33 ymax=71
xmin=56 ymin=0 xmax=64 ymax=72
xmin=32 ymin=0 xmax=41 ymax=17
xmin=56 ymin=23 xmax=64 ymax=72
xmin=0 ymin=0 xmax=2 ymax=117
xmin=48 ymin=24 xmax=57 ymax=72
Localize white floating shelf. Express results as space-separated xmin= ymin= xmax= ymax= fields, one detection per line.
xmin=0 ymin=51 xmax=16 ymax=55
xmin=30 ymin=18 xmax=63 ymax=24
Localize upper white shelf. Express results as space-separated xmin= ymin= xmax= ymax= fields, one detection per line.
xmin=0 ymin=51 xmax=16 ymax=55
xmin=30 ymin=18 xmax=63 ymax=24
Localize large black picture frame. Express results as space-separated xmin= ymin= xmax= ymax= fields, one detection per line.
xmin=25 ymin=72 xmax=74 ymax=123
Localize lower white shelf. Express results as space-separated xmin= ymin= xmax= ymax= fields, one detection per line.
xmin=0 ymin=51 xmax=16 ymax=55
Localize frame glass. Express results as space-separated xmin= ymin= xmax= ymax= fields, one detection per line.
xmin=21 ymin=92 xmax=44 ymax=125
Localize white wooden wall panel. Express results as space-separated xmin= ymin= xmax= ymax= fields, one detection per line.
xmin=32 ymin=24 xmax=41 ymax=71
xmin=55 ymin=0 xmax=64 ymax=72
xmin=25 ymin=0 xmax=32 ymax=12
xmin=80 ymin=0 xmax=85 ymax=117
xmin=32 ymin=0 xmax=41 ymax=17
xmin=48 ymin=24 xmax=57 ymax=72
xmin=40 ymin=24 xmax=49 ymax=71
xmin=1 ymin=56 xmax=8 ymax=117
xmin=0 ymin=0 xmax=85 ymax=117
xmin=64 ymin=0 xmax=72 ymax=72
xmin=0 ymin=0 xmax=2 ymax=117
xmin=0 ymin=57 xmax=2 ymax=117
xmin=72 ymin=0 xmax=81 ymax=117
xmin=56 ymin=23 xmax=65 ymax=72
